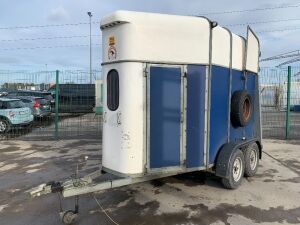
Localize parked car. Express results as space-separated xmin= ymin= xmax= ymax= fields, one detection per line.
xmin=6 ymin=90 xmax=54 ymax=107
xmin=18 ymin=96 xmax=51 ymax=118
xmin=0 ymin=91 xmax=8 ymax=97
xmin=48 ymin=84 xmax=95 ymax=113
xmin=0 ymin=88 xmax=12 ymax=97
xmin=0 ymin=98 xmax=33 ymax=133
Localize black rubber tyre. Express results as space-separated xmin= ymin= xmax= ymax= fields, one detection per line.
xmin=231 ymin=90 xmax=252 ymax=127
xmin=0 ymin=119 xmax=10 ymax=134
xmin=244 ymin=143 xmax=259 ymax=177
xmin=221 ymin=150 xmax=245 ymax=189
xmin=62 ymin=210 xmax=77 ymax=225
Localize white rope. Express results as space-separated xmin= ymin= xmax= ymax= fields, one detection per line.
xmin=93 ymin=195 xmax=120 ymax=225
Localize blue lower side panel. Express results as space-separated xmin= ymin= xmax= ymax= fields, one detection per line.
xmin=230 ymin=71 xmax=256 ymax=142
xmin=148 ymin=64 xmax=258 ymax=168
xmin=186 ymin=65 xmax=206 ymax=168
xmin=209 ymin=67 xmax=258 ymax=164
xmin=209 ymin=66 xmax=230 ymax=164
xmin=150 ymin=66 xmax=181 ymax=168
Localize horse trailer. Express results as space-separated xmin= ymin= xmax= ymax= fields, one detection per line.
xmin=31 ymin=11 xmax=262 ymax=224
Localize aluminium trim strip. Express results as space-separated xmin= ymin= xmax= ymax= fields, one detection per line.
xmin=222 ymin=27 xmax=233 ymax=143
xmin=102 ymin=60 xmax=256 ymax=75
xmin=205 ymin=20 xmax=214 ymax=168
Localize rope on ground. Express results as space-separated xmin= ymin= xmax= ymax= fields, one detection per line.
xmin=262 ymin=150 xmax=299 ymax=175
xmin=93 ymin=195 xmax=120 ymax=225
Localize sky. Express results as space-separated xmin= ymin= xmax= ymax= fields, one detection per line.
xmin=0 ymin=0 xmax=300 ymax=71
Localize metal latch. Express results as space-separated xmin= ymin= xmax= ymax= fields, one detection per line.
xmin=117 ymin=112 xmax=122 ymax=125
xmin=103 ymin=111 xmax=107 ymax=123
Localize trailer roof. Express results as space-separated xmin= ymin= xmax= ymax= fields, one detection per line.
xmin=101 ymin=11 xmax=259 ymax=73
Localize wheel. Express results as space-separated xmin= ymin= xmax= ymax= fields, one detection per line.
xmin=244 ymin=143 xmax=259 ymax=177
xmin=0 ymin=119 xmax=10 ymax=134
xmin=221 ymin=150 xmax=245 ymax=189
xmin=231 ymin=90 xmax=252 ymax=127
xmin=61 ymin=210 xmax=77 ymax=225
xmin=25 ymin=123 xmax=33 ymax=131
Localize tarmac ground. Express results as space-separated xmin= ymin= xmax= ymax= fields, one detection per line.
xmin=0 ymin=138 xmax=300 ymax=225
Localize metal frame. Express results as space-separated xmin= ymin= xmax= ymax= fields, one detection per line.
xmin=31 ymin=164 xmax=207 ymax=198
xmin=222 ymin=27 xmax=233 ymax=143
xmin=102 ymin=59 xmax=209 ymax=66
xmin=244 ymin=26 xmax=261 ymax=141
xmin=102 ymin=166 xmax=142 ymax=178
xmin=143 ymin=63 xmax=148 ymax=174
xmin=182 ymin=65 xmax=187 ymax=167
xmin=146 ymin=64 xmax=151 ymax=173
xmin=247 ymin=26 xmax=262 ymax=143
xmin=205 ymin=21 xmax=213 ymax=168
xmin=203 ymin=65 xmax=209 ymax=167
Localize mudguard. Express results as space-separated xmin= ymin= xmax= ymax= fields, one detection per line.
xmin=215 ymin=138 xmax=262 ymax=178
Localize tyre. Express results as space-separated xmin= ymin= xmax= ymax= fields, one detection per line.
xmin=61 ymin=210 xmax=77 ymax=225
xmin=221 ymin=150 xmax=245 ymax=189
xmin=0 ymin=119 xmax=10 ymax=133
xmin=231 ymin=90 xmax=252 ymax=127
xmin=244 ymin=143 xmax=259 ymax=177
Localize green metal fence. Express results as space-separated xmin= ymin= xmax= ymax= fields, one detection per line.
xmin=0 ymin=70 xmax=102 ymax=140
xmin=1 ymin=67 xmax=300 ymax=140
xmin=259 ymin=66 xmax=300 ymax=139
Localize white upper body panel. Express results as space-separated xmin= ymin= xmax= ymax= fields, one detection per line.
xmin=245 ymin=28 xmax=260 ymax=73
xmin=101 ymin=11 xmax=210 ymax=65
xmin=232 ymin=34 xmax=246 ymax=71
xmin=101 ymin=11 xmax=259 ymax=73
xmin=212 ymin=26 xmax=231 ymax=68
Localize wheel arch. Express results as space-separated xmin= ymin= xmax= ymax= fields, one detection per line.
xmin=255 ymin=141 xmax=263 ymax=159
xmin=0 ymin=115 xmax=10 ymax=122
xmin=215 ymin=138 xmax=261 ymax=178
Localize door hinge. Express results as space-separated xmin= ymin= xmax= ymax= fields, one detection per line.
xmin=180 ymin=112 xmax=184 ymax=123
xmin=143 ymin=68 xmax=148 ymax=77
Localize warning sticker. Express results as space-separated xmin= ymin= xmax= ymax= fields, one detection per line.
xmin=109 ymin=36 xmax=115 ymax=46
xmin=108 ymin=46 xmax=117 ymax=60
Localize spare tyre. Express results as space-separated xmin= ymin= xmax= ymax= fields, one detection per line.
xmin=231 ymin=90 xmax=252 ymax=127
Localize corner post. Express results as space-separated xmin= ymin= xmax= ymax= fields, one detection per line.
xmin=55 ymin=70 xmax=59 ymax=139
xmin=285 ymin=66 xmax=291 ymax=139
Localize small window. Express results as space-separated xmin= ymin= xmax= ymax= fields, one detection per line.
xmin=21 ymin=99 xmax=32 ymax=103
xmin=7 ymin=100 xmax=24 ymax=109
xmin=107 ymin=69 xmax=119 ymax=111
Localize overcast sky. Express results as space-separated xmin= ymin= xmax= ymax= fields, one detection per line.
xmin=0 ymin=0 xmax=299 ymax=71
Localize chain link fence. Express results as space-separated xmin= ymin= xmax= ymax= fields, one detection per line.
xmin=260 ymin=66 xmax=300 ymax=139
xmin=0 ymin=70 xmax=102 ymax=140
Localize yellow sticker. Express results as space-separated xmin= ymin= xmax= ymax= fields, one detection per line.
xmin=109 ymin=36 xmax=115 ymax=46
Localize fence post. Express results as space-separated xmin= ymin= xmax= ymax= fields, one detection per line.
xmin=285 ymin=66 xmax=291 ymax=139
xmin=54 ymin=70 xmax=59 ymax=139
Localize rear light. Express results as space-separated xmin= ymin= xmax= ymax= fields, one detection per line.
xmin=8 ymin=111 xmax=15 ymax=118
xmin=33 ymin=100 xmax=40 ymax=108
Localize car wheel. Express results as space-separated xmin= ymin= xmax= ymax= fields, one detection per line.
xmin=0 ymin=119 xmax=10 ymax=133
xmin=244 ymin=143 xmax=259 ymax=177
xmin=221 ymin=150 xmax=245 ymax=189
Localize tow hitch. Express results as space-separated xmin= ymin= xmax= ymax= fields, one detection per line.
xmin=30 ymin=181 xmax=63 ymax=197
